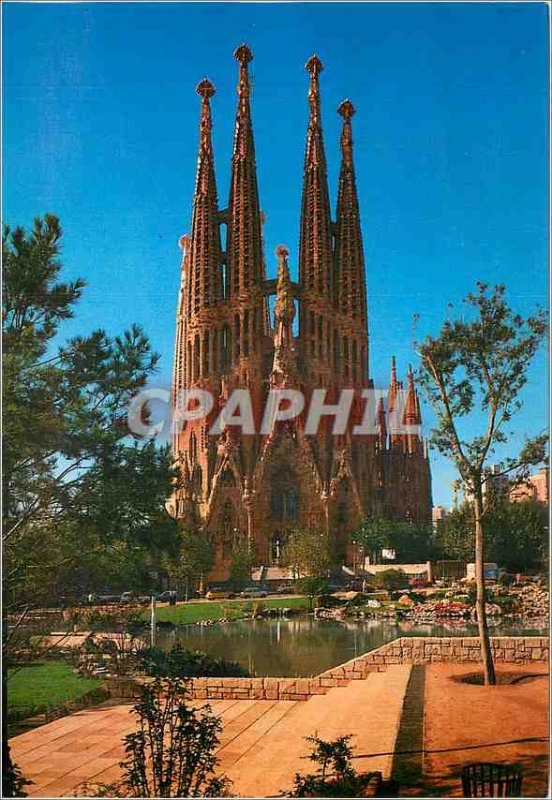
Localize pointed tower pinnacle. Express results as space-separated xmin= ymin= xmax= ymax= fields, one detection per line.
xmin=226 ymin=44 xmax=264 ymax=296
xmin=187 ymin=79 xmax=223 ymax=317
xmin=404 ymin=365 xmax=422 ymax=453
xmin=299 ymin=55 xmax=333 ymax=299
xmin=388 ymin=356 xmax=398 ymax=413
xmin=334 ymin=99 xmax=368 ymax=338
xmin=414 ymin=389 xmax=422 ymax=426
xmin=404 ymin=366 xmax=418 ymax=426
xmin=271 ymin=245 xmax=297 ymax=386
xmin=377 ymin=396 xmax=387 ymax=450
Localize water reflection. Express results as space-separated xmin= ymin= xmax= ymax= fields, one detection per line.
xmin=155 ymin=619 xmax=546 ymax=678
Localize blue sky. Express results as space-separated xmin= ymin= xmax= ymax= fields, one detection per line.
xmin=3 ymin=2 xmax=549 ymax=506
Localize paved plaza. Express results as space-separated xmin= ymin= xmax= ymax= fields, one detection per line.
xmin=10 ymin=663 xmax=549 ymax=798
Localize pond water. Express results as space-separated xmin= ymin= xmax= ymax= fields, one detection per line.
xmin=155 ymin=618 xmax=547 ymax=677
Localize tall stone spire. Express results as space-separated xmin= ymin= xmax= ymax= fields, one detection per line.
xmin=334 ymin=99 xmax=368 ymax=336
xmin=226 ymin=44 xmax=264 ymax=296
xmin=187 ymin=79 xmax=223 ymax=317
xmin=299 ymin=55 xmax=333 ymax=298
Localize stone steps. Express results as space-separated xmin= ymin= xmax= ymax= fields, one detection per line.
xmin=224 ymin=664 xmax=412 ymax=797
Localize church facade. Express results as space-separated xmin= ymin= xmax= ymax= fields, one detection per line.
xmin=169 ymin=45 xmax=432 ymax=580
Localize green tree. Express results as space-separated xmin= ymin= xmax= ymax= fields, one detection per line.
xmin=416 ymin=282 xmax=547 ymax=684
xmin=486 ymin=500 xmax=548 ymax=573
xmin=435 ymin=499 xmax=548 ymax=573
xmin=353 ymin=518 xmax=395 ymax=565
xmin=228 ymin=538 xmax=254 ymax=590
xmin=164 ymin=529 xmax=215 ymax=599
xmin=434 ymin=504 xmax=475 ymax=562
xmin=3 ymin=215 xmax=179 ymax=611
xmin=354 ymin=517 xmax=435 ymax=564
xmin=295 ymin=576 xmax=328 ymax=611
xmin=283 ymin=528 xmax=332 ymax=579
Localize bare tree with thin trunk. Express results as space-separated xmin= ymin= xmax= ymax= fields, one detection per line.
xmin=416 ymin=282 xmax=547 ymax=684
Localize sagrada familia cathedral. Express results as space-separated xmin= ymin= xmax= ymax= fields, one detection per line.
xmin=169 ymin=45 xmax=432 ymax=580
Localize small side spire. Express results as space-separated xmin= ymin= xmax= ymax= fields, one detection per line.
xmin=404 ymin=366 xmax=418 ymax=426
xmin=414 ymin=389 xmax=422 ymax=425
xmin=271 ymin=245 xmax=297 ymax=386
xmin=404 ymin=365 xmax=422 ymax=453
xmin=388 ymin=356 xmax=398 ymax=413
xmin=299 ymin=55 xmax=333 ymax=299
xmin=226 ymin=44 xmax=264 ymax=296
xmin=334 ymin=99 xmax=368 ymax=345
xmin=187 ymin=78 xmax=223 ymax=315
xmin=377 ymin=396 xmax=387 ymax=450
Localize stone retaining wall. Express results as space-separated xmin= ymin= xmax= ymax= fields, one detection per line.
xmin=110 ymin=673 xmax=351 ymax=702
xmin=108 ymin=636 xmax=548 ymax=702
xmin=348 ymin=636 xmax=549 ymax=668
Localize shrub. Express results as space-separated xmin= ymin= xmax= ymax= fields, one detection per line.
xmin=316 ymin=594 xmax=344 ymax=609
xmin=83 ymin=678 xmax=231 ymax=797
xmin=376 ymin=569 xmax=409 ymax=592
xmin=288 ymin=734 xmax=380 ymax=797
xmin=137 ymin=645 xmax=249 ymax=678
xmin=251 ymin=600 xmax=266 ymax=618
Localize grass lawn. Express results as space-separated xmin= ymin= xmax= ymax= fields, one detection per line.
xmin=8 ymin=661 xmax=103 ymax=721
xmin=149 ymin=596 xmax=310 ymax=625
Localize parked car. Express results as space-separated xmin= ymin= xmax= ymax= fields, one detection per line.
xmin=121 ymin=591 xmax=151 ymax=605
xmin=155 ymin=591 xmax=178 ymax=603
xmin=205 ymin=587 xmax=230 ymax=600
xmin=86 ymin=593 xmax=121 ymax=605
xmin=274 ymin=584 xmax=293 ymax=594
xmin=240 ymin=587 xmax=268 ymax=599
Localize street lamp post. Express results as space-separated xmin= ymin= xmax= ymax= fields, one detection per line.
xmin=150 ymin=595 xmax=156 ymax=648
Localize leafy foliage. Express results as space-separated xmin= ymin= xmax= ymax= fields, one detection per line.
xmin=354 ymin=517 xmax=436 ymax=564
xmin=435 ymin=500 xmax=548 ymax=572
xmin=375 ymin=569 xmax=409 ymax=592
xmin=137 ymin=645 xmax=249 ymax=678
xmin=163 ymin=529 xmax=214 ymax=599
xmin=2 ymin=744 xmax=32 ymax=797
xmin=283 ymin=528 xmax=332 ymax=578
xmin=120 ymin=678 xmax=230 ymax=797
xmin=433 ymin=504 xmax=475 ymax=562
xmin=294 ymin=576 xmax=328 ymax=611
xmin=3 ymin=215 xmax=180 ymax=614
xmin=416 ymin=282 xmax=547 ymax=494
xmin=416 ymin=281 xmax=547 ymax=684
xmin=289 ymin=734 xmax=379 ymax=797
xmin=228 ymin=538 xmax=254 ymax=589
